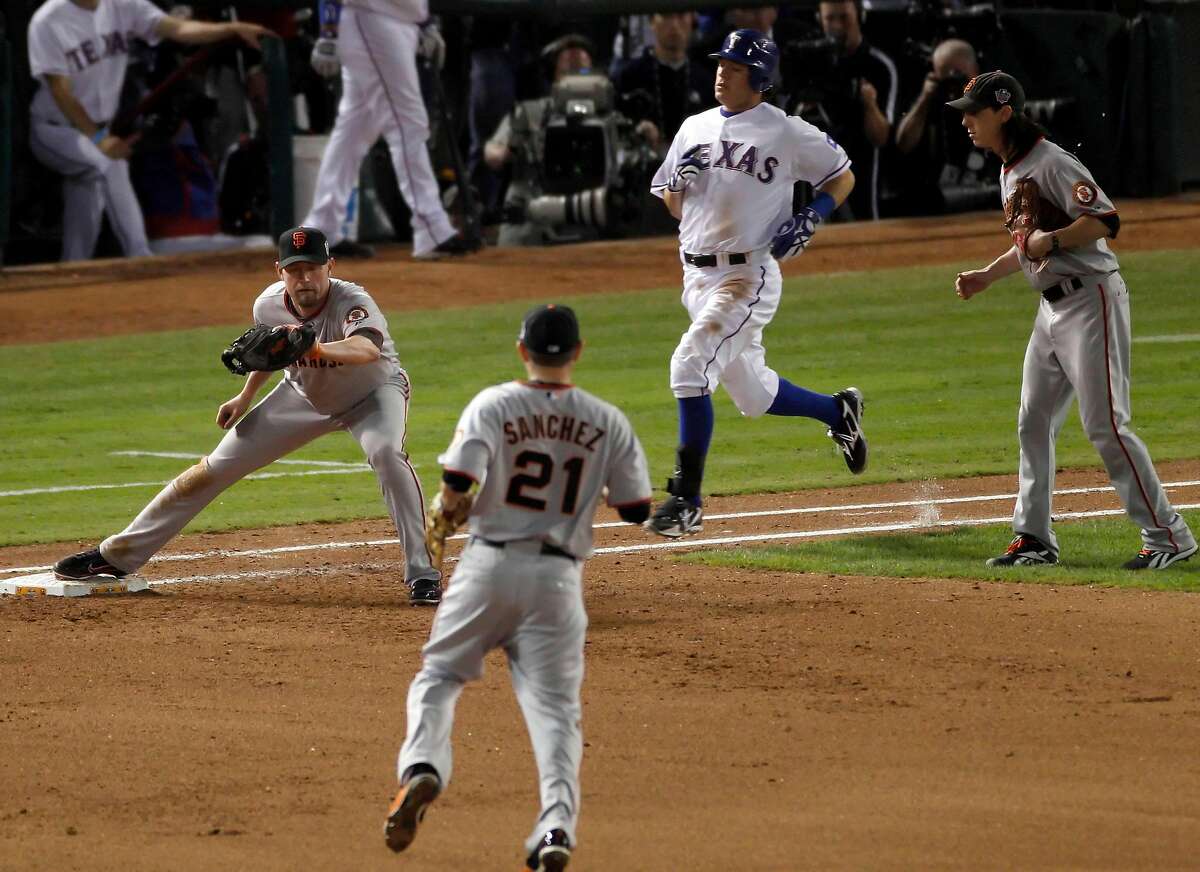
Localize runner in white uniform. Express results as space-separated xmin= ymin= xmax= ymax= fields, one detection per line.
xmin=304 ymin=0 xmax=477 ymax=259
xmin=644 ymin=29 xmax=867 ymax=538
xmin=382 ymin=305 xmax=653 ymax=871
xmin=53 ymin=226 xmax=443 ymax=605
xmin=27 ymin=0 xmax=269 ymax=261
xmin=951 ymin=71 xmax=1196 ymax=570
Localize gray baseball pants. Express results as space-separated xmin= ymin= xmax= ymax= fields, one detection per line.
xmin=99 ymin=376 xmax=439 ymax=584
xmin=398 ymin=538 xmax=586 ymax=854
xmin=1013 ymin=272 xmax=1194 ymax=556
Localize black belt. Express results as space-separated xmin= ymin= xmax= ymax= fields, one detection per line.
xmin=684 ymin=251 xmax=747 ymax=268
xmin=1041 ymin=276 xmax=1084 ymax=303
xmin=472 ymin=536 xmax=577 ymax=560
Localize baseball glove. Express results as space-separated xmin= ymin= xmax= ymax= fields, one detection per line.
xmin=221 ymin=323 xmax=317 ymax=375
xmin=1004 ymin=177 xmax=1071 ymax=260
xmin=426 ymin=491 xmax=473 ymax=572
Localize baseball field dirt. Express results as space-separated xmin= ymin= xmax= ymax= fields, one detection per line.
xmin=3 ymin=200 xmax=1199 ymax=870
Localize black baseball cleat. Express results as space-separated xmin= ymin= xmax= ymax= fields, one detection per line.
xmin=986 ymin=535 xmax=1057 ymax=567
xmin=383 ymin=771 xmax=441 ymax=853
xmin=414 ymin=233 xmax=482 ymax=260
xmin=408 ymin=577 xmax=442 ymax=607
xmin=827 ymin=387 xmax=868 ymax=475
xmin=525 ymin=829 xmax=571 ymax=872
xmin=54 ymin=548 xmax=128 ymax=581
xmin=644 ymin=495 xmax=703 ymax=539
xmin=329 ymin=239 xmax=375 ymax=258
xmin=1122 ymin=543 xmax=1197 ymax=571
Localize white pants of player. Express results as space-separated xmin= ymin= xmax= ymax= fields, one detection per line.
xmin=1013 ymin=272 xmax=1194 ymax=556
xmin=302 ymin=6 xmax=456 ymax=256
xmin=99 ymin=376 xmax=439 ymax=584
xmin=29 ymin=120 xmax=152 ymax=262
xmin=398 ymin=538 xmax=586 ymax=855
xmin=670 ymin=251 xmax=783 ymax=417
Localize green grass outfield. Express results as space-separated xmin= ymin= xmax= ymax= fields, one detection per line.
xmin=1 ymin=248 xmax=1197 ymax=548
xmin=681 ymin=512 xmax=1200 ymax=592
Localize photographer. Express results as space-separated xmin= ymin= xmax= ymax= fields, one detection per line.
xmin=483 ymin=34 xmax=595 ymax=246
xmin=894 ymin=38 xmax=998 ymax=214
xmin=793 ymin=0 xmax=897 ymax=220
xmin=614 ymin=12 xmax=714 ymax=154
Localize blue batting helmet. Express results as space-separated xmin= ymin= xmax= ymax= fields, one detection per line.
xmin=708 ymin=29 xmax=779 ymax=93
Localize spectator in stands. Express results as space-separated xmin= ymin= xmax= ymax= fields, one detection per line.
xmin=614 ymin=12 xmax=713 ymax=154
xmin=894 ymin=38 xmax=998 ymax=214
xmin=609 ymin=14 xmax=654 ymax=79
xmin=796 ymin=0 xmax=897 ymax=220
xmin=466 ymin=16 xmax=517 ymax=222
xmin=26 ymin=0 xmax=271 ymax=262
xmin=483 ymin=34 xmax=594 ymax=246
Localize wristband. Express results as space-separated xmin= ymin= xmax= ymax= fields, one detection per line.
xmin=1049 ymin=232 xmax=1060 ymax=254
xmin=91 ymin=127 xmax=108 ymax=144
xmin=810 ymin=191 xmax=836 ymax=222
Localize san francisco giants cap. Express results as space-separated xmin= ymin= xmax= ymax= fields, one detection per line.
xmin=520 ymin=304 xmax=580 ymax=355
xmin=278 ymin=226 xmax=330 ymax=267
xmin=946 ymin=70 xmax=1025 ymax=114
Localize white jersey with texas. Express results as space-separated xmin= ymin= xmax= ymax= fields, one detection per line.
xmin=28 ymin=0 xmax=163 ymax=125
xmin=651 ymin=101 xmax=851 ymax=253
xmin=439 ymin=381 xmax=652 ymax=559
xmin=253 ymin=278 xmax=405 ymax=415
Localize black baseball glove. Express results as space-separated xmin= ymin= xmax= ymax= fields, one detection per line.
xmin=221 ymin=323 xmax=317 ymax=375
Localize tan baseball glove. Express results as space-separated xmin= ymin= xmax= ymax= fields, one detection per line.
xmin=426 ymin=491 xmax=473 ymax=572
xmin=1004 ymin=177 xmax=1071 ymax=261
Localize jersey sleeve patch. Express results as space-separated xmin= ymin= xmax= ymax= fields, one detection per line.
xmin=345 ymin=306 xmax=369 ymax=325
xmin=1072 ymin=180 xmax=1099 ymax=208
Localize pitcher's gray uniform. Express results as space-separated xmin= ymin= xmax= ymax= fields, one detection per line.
xmin=1002 ymin=138 xmax=1194 ymax=558
xmin=94 ymin=277 xmax=438 ymax=588
xmin=398 ymin=379 xmax=651 ymax=857
xmin=27 ymin=0 xmax=162 ymax=261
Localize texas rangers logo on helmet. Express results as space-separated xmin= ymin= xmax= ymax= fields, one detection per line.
xmin=995 ymin=88 xmax=1012 ymax=105
xmin=292 ymin=230 xmax=307 ymax=249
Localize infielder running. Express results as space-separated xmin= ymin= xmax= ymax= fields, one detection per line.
xmin=304 ymin=0 xmax=478 ymax=259
xmin=383 ymin=305 xmax=652 ymax=871
xmin=645 ymin=29 xmax=868 ymax=538
xmin=54 ymin=226 xmax=444 ymax=605
xmin=951 ymin=72 xmax=1196 ymax=570
xmin=27 ymin=0 xmax=270 ymax=261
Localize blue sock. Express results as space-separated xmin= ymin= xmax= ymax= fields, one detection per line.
xmin=678 ymin=395 xmax=713 ymax=457
xmin=767 ymin=379 xmax=840 ymax=428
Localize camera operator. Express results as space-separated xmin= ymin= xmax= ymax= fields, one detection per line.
xmin=614 ymin=12 xmax=714 ymax=154
xmin=794 ymin=0 xmax=897 ymax=220
xmin=893 ymin=38 xmax=997 ymax=214
xmin=483 ymin=34 xmax=594 ymax=246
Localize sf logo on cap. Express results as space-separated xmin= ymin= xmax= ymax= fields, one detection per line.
xmin=292 ymin=230 xmax=307 ymax=248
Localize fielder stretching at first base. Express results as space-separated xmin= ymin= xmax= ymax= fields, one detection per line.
xmin=383 ymin=305 xmax=652 ymax=871
xmin=53 ymin=226 xmax=443 ymax=605
xmin=645 ymin=29 xmax=869 ymax=538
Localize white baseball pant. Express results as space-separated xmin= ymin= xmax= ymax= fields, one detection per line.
xmin=30 ymin=120 xmax=151 ymax=261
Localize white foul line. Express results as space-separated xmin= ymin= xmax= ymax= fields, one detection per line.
xmin=111 ymin=450 xmax=368 ymax=469
xmin=2 ymin=482 xmax=1197 ymax=580
xmin=1133 ymin=334 xmax=1200 ymax=344
xmin=0 ymin=467 xmax=373 ymax=498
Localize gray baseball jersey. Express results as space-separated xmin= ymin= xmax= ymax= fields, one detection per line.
xmin=398 ymin=378 xmax=651 ymax=854
xmin=253 ymin=278 xmax=401 ymax=415
xmin=439 ymin=380 xmax=652 ymax=558
xmin=1001 ymin=138 xmax=1118 ymax=289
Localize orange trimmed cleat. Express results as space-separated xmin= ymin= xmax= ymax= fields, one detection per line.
xmin=383 ymin=772 xmax=440 ymax=853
